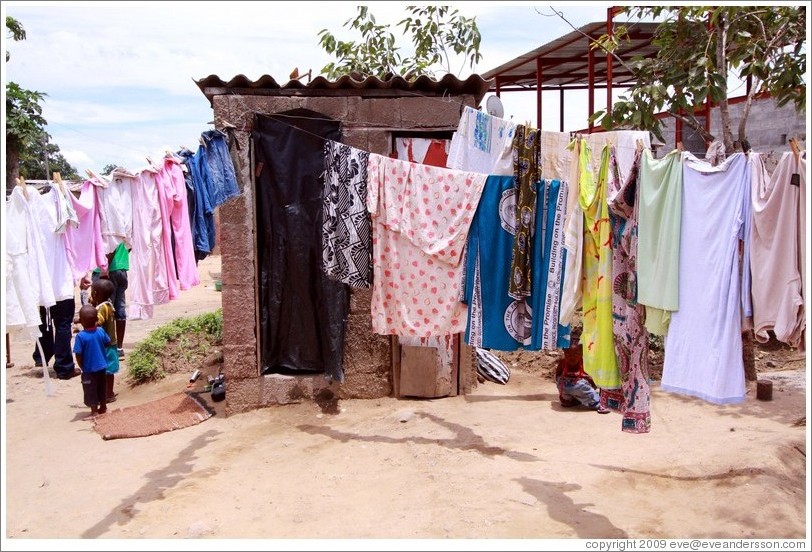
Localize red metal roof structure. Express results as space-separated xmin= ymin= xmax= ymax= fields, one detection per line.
xmin=481 ymin=9 xmax=660 ymax=132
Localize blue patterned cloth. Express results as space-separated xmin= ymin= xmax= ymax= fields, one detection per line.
xmin=473 ymin=110 xmax=491 ymax=153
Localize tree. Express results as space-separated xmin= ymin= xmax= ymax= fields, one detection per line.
xmin=6 ymin=17 xmax=50 ymax=190
xmin=6 ymin=15 xmax=25 ymax=61
xmin=588 ymin=6 xmax=805 ymax=383
xmin=6 ymin=17 xmax=79 ymax=188
xmin=101 ymin=164 xmax=119 ymax=176
xmin=590 ymin=6 xmax=806 ymax=153
xmin=19 ymin=137 xmax=79 ymax=181
xmin=6 ymin=81 xmax=47 ymax=188
xmin=318 ymin=5 xmax=482 ymax=80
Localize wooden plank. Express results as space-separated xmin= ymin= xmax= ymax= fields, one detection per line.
xmin=399 ymin=344 xmax=451 ymax=398
xmin=458 ymin=338 xmax=474 ymax=395
xmin=391 ymin=336 xmax=401 ymax=398
xmin=449 ymin=334 xmax=460 ymax=397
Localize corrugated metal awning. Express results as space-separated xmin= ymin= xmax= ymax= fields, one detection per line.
xmin=482 ymin=21 xmax=660 ymax=90
xmin=195 ymin=73 xmax=493 ymax=106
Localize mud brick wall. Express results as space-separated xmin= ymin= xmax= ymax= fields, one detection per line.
xmin=211 ymin=92 xmax=479 ymax=415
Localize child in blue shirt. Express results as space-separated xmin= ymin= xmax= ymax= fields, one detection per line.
xmin=73 ymin=304 xmax=110 ymax=417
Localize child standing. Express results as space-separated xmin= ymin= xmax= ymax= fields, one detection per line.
xmin=73 ymin=304 xmax=110 ymax=417
xmin=90 ymin=278 xmax=120 ymax=402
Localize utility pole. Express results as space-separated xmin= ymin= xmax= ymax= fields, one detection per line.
xmin=42 ymin=134 xmax=51 ymax=180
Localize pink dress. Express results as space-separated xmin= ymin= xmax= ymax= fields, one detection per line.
xmin=158 ymin=156 xmax=200 ymax=290
xmin=64 ymin=179 xmax=108 ymax=281
xmin=128 ymin=167 xmax=169 ymax=320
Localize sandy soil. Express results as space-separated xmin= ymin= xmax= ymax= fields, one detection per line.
xmin=2 ymin=254 xmax=808 ymax=543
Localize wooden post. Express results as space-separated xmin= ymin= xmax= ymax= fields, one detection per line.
xmin=536 ymin=58 xmax=543 ymax=130
xmin=606 ymin=6 xmax=614 ymax=119
xmin=6 ymin=333 xmax=14 ymax=368
xmin=588 ymin=45 xmax=595 ymax=133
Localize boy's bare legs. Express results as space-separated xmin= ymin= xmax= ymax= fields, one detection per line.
xmin=87 ymin=405 xmax=99 ymax=419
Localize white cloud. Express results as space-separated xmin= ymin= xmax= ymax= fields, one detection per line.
xmin=58 ymin=148 xmax=95 ymax=171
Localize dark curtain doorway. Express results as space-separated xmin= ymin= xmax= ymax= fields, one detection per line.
xmin=252 ymin=109 xmax=349 ymax=382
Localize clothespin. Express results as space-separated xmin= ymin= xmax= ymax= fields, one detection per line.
xmin=53 ymin=172 xmax=66 ymax=195
xmin=16 ymin=177 xmax=29 ymax=200
xmin=789 ymin=137 xmax=800 ymax=163
xmin=676 ymin=141 xmax=685 ymax=152
xmin=635 ymin=139 xmax=644 ymax=153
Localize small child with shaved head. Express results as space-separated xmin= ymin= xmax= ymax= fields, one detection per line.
xmin=90 ymin=278 xmax=120 ymax=402
xmin=73 ymin=304 xmax=110 ymax=417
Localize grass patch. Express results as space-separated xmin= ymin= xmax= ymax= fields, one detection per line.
xmin=127 ymin=309 xmax=223 ymax=384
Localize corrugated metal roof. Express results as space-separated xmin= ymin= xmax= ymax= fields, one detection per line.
xmin=482 ymin=21 xmax=660 ymax=89
xmin=194 ymin=73 xmax=493 ymax=106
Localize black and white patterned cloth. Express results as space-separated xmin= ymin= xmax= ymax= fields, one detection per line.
xmin=322 ymin=141 xmax=372 ymax=288
xmin=475 ymin=347 xmax=511 ymax=385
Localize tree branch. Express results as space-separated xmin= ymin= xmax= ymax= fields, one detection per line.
xmin=543 ymin=5 xmax=637 ymax=75
xmin=668 ymin=109 xmax=715 ymax=143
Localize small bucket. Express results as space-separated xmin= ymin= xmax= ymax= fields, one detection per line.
xmin=756 ymin=379 xmax=773 ymax=401
xmin=214 ymin=280 xmax=222 ymax=292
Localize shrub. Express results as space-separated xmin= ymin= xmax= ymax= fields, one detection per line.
xmin=127 ymin=309 xmax=223 ymax=384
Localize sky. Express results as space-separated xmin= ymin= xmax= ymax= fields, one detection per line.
xmin=3 ymin=1 xmax=630 ymax=175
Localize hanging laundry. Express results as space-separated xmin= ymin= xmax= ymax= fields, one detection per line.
xmin=200 ymin=129 xmax=241 ymax=207
xmin=64 ymin=178 xmax=108 ymax=281
xmin=608 ymin=145 xmax=651 ymax=434
xmin=447 ymin=105 xmax=515 ymax=175
xmin=253 ymin=110 xmax=349 ymax=382
xmin=157 ymin=156 xmax=200 ymax=290
xmin=28 ymin=187 xmax=75 ymax=303
xmin=464 ymin=175 xmax=568 ymax=351
xmin=151 ymin=159 xmax=182 ymax=302
xmin=661 ymin=152 xmax=750 ymax=405
xmin=586 ymin=130 xmax=650 ymax=185
xmin=558 ymin=138 xmax=584 ymax=327
xmin=749 ymin=151 xmax=806 ymax=348
xmin=529 ymin=178 xmax=569 ymax=350
xmin=189 ymin=143 xmax=218 ymax=260
xmin=366 ymin=152 xmax=487 ymax=337
xmin=509 ymin=125 xmax=541 ymax=300
xmin=128 ymin=166 xmax=171 ymax=320
xmin=581 ymin=144 xmax=619 ymax=392
xmin=538 ymin=130 xmax=573 ymax=182
xmin=322 ymin=140 xmax=373 ymax=289
xmin=464 ymin=174 xmax=527 ymax=350
xmin=52 ymin=178 xmax=78 ymax=234
xmin=96 ymin=168 xmax=133 ymax=254
xmin=637 ymin=149 xmax=683 ymax=335
xmin=6 ymin=186 xmax=56 ymax=338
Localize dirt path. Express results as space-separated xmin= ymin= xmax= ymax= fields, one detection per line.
xmin=3 ymin=255 xmax=808 ymax=540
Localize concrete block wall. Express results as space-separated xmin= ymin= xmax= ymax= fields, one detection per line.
xmin=653 ymin=96 xmax=806 ymax=162
xmin=213 ymin=91 xmax=479 ymax=415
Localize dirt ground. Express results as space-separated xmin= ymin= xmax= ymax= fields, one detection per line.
xmin=2 ymin=254 xmax=808 ymax=544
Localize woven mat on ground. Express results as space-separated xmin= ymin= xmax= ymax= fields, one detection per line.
xmin=93 ymin=392 xmax=213 ymax=440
